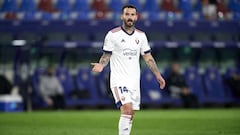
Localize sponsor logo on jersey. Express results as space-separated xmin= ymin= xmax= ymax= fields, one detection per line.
xmin=123 ymin=49 xmax=137 ymax=56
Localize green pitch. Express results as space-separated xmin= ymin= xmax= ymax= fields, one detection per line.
xmin=0 ymin=109 xmax=240 ymax=135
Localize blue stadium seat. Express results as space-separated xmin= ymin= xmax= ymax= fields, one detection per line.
xmin=142 ymin=0 xmax=160 ymax=12
xmin=233 ymin=12 xmax=240 ymax=20
xmin=95 ymin=66 xmax=113 ymax=105
xmin=76 ymin=12 xmax=92 ymax=21
xmin=144 ymin=12 xmax=161 ymax=21
xmin=178 ymin=0 xmax=193 ymax=19
xmin=164 ymin=11 xmax=177 ymax=21
xmin=76 ymin=68 xmax=92 ymax=94
xmin=56 ymin=66 xmax=75 ymax=99
xmin=184 ymin=66 xmax=207 ymax=105
xmin=32 ymin=67 xmax=48 ymax=109
xmin=141 ymin=67 xmax=175 ymax=106
xmin=19 ymin=0 xmax=36 ymax=12
xmin=128 ymin=0 xmax=142 ymax=12
xmin=223 ymin=67 xmax=240 ymax=102
xmin=162 ymin=66 xmax=171 ymax=79
xmin=229 ymin=0 xmax=240 ymax=12
xmin=193 ymin=0 xmax=202 ymax=12
xmin=22 ymin=12 xmax=36 ymax=20
xmin=58 ymin=12 xmax=71 ymax=20
xmin=203 ymin=67 xmax=231 ymax=104
xmin=224 ymin=67 xmax=239 ymax=79
xmin=228 ymin=0 xmax=240 ymax=20
xmin=40 ymin=12 xmax=54 ymax=20
xmin=108 ymin=0 xmax=123 ymax=13
xmin=55 ymin=0 xmax=71 ymax=12
xmin=96 ymin=67 xmax=110 ymax=97
xmin=72 ymin=0 xmax=91 ymax=12
xmin=1 ymin=0 xmax=18 ymax=12
xmin=74 ymin=67 xmax=98 ymax=106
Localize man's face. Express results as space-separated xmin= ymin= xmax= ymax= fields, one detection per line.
xmin=47 ymin=67 xmax=55 ymax=76
xmin=172 ymin=63 xmax=180 ymax=74
xmin=121 ymin=7 xmax=138 ymax=27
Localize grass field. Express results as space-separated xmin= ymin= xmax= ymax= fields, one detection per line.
xmin=0 ymin=108 xmax=240 ymax=135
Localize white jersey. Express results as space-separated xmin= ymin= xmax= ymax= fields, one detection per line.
xmin=103 ymin=26 xmax=151 ymax=90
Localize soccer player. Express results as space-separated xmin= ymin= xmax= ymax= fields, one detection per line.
xmin=91 ymin=4 xmax=166 ymax=135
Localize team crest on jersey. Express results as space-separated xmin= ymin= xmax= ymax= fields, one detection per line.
xmin=135 ymin=38 xmax=139 ymax=44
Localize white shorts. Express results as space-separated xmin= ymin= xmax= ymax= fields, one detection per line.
xmin=111 ymin=86 xmax=140 ymax=110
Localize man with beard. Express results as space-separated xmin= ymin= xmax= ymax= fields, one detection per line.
xmin=91 ymin=5 xmax=166 ymax=135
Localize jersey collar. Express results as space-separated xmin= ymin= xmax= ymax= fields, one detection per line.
xmin=121 ymin=26 xmax=135 ymax=36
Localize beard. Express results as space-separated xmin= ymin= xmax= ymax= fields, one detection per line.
xmin=124 ymin=19 xmax=135 ymax=27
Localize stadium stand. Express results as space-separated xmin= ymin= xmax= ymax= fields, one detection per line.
xmin=184 ymin=66 xmax=207 ymax=106
xmin=178 ymin=0 xmax=193 ymax=19
xmin=1 ymin=0 xmax=18 ymax=12
xmin=55 ymin=0 xmax=71 ymax=12
xmin=19 ymin=0 xmax=36 ymax=12
xmin=74 ymin=67 xmax=113 ymax=107
xmin=94 ymin=66 xmax=114 ymax=106
xmin=72 ymin=0 xmax=91 ymax=12
xmin=223 ymin=66 xmax=240 ymax=103
xmin=56 ymin=66 xmax=75 ymax=100
xmin=142 ymin=0 xmax=160 ymax=12
xmin=108 ymin=0 xmax=124 ymax=20
xmin=203 ymin=66 xmax=232 ymax=105
xmin=31 ymin=67 xmax=48 ymax=109
xmin=0 ymin=0 xmax=239 ymax=21
xmin=141 ymin=67 xmax=180 ymax=107
xmin=72 ymin=67 xmax=98 ymax=106
xmin=128 ymin=0 xmax=142 ymax=12
xmin=0 ymin=0 xmax=239 ymax=109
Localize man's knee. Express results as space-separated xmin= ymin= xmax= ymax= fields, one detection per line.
xmin=120 ymin=103 xmax=134 ymax=116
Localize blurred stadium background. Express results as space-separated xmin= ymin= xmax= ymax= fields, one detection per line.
xmin=0 ymin=0 xmax=240 ymax=112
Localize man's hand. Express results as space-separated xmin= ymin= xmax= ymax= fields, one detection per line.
xmin=45 ymin=97 xmax=53 ymax=106
xmin=91 ymin=63 xmax=104 ymax=73
xmin=91 ymin=52 xmax=111 ymax=73
xmin=156 ymin=74 xmax=166 ymax=90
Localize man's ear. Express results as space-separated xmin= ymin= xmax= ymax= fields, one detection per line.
xmin=136 ymin=13 xmax=139 ymax=20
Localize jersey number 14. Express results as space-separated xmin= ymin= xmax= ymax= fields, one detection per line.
xmin=119 ymin=86 xmax=128 ymax=93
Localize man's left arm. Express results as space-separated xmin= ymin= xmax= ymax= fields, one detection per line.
xmin=142 ymin=53 xmax=166 ymax=89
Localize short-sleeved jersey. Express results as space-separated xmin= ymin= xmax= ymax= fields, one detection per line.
xmin=103 ymin=26 xmax=151 ymax=90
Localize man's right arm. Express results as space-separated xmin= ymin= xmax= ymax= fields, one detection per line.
xmin=91 ymin=52 xmax=111 ymax=73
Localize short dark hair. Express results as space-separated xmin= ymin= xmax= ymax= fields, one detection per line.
xmin=121 ymin=4 xmax=137 ymax=13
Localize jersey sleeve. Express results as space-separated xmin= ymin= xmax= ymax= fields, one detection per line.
xmin=140 ymin=33 xmax=151 ymax=55
xmin=103 ymin=31 xmax=114 ymax=53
